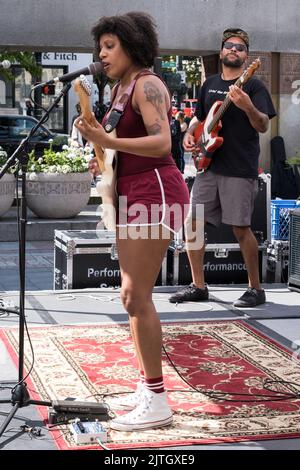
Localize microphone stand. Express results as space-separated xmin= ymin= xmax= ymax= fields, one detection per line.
xmin=0 ymin=83 xmax=71 ymax=437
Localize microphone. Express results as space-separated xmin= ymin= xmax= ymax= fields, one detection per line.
xmin=0 ymin=60 xmax=11 ymax=69
xmin=45 ymin=62 xmax=103 ymax=84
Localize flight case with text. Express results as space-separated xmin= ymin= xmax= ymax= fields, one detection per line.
xmin=54 ymin=229 xmax=168 ymax=290
xmin=168 ymin=243 xmax=266 ymax=285
xmin=168 ymin=173 xmax=270 ymax=285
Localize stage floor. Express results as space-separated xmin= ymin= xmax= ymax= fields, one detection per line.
xmin=1 ymin=284 xmax=300 ymax=451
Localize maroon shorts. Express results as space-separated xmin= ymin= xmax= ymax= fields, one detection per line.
xmin=116 ymin=166 xmax=190 ymax=233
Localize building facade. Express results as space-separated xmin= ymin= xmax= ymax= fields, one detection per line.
xmin=1 ymin=0 xmax=300 ymax=166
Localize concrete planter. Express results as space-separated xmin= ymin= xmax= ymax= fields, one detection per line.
xmin=0 ymin=173 xmax=15 ymax=217
xmin=26 ymin=172 xmax=91 ymax=219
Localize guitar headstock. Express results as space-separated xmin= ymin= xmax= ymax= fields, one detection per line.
xmin=73 ymin=75 xmax=92 ymax=120
xmin=73 ymin=74 xmax=92 ymax=97
xmin=240 ymin=58 xmax=261 ymax=84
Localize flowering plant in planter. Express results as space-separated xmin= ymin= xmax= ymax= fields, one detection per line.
xmin=25 ymin=139 xmax=93 ymax=219
xmin=27 ymin=139 xmax=92 ymax=175
xmin=0 ymin=146 xmax=16 ymax=173
xmin=0 ymin=146 xmax=7 ymax=165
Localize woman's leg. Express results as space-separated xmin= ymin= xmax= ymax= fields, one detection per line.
xmin=117 ymin=226 xmax=171 ymax=379
xmin=109 ymin=226 xmax=173 ymax=430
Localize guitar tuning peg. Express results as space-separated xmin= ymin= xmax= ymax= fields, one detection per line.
xmin=79 ymin=75 xmax=92 ymax=95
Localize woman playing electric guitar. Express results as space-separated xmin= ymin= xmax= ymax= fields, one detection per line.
xmin=75 ymin=11 xmax=190 ymax=432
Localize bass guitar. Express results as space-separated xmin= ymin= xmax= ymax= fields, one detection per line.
xmin=192 ymin=58 xmax=261 ymax=172
xmin=73 ymin=75 xmax=117 ymax=231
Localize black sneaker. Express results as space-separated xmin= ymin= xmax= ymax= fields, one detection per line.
xmin=169 ymin=283 xmax=209 ymax=303
xmin=233 ymin=288 xmax=266 ymax=308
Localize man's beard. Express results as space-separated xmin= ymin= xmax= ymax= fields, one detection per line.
xmin=222 ymin=55 xmax=244 ymax=68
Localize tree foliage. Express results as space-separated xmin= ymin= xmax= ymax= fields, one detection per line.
xmin=162 ymin=55 xmax=202 ymax=85
xmin=182 ymin=56 xmax=202 ymax=85
xmin=0 ymin=51 xmax=41 ymax=80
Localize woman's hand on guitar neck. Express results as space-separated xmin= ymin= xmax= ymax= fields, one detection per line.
xmin=74 ymin=115 xmax=110 ymax=149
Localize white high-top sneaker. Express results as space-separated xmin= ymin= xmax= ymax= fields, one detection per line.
xmin=108 ymin=381 xmax=144 ymax=411
xmin=109 ymin=388 xmax=173 ymax=431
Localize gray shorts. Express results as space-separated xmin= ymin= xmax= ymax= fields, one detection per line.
xmin=191 ymin=171 xmax=258 ymax=226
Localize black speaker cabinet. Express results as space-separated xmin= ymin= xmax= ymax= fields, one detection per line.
xmin=288 ymin=209 xmax=300 ymax=292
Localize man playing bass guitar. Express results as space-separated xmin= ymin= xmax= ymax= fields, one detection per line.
xmin=169 ymin=28 xmax=276 ymax=308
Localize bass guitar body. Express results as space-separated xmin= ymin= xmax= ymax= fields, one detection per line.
xmin=193 ymin=100 xmax=223 ymax=172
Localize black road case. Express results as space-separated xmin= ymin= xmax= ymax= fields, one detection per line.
xmin=168 ymin=173 xmax=270 ymax=285
xmin=168 ymin=243 xmax=266 ymax=285
xmin=266 ymin=240 xmax=289 ymax=283
xmin=54 ymin=230 xmax=168 ymax=290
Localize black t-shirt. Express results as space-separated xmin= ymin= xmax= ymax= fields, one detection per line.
xmin=195 ymin=74 xmax=276 ymax=178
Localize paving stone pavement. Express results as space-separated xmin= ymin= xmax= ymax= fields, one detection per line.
xmin=0 ymin=252 xmax=53 ymax=268
xmin=0 ymin=241 xmax=54 ymax=291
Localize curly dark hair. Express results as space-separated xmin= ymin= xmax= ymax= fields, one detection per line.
xmin=91 ymin=11 xmax=158 ymax=68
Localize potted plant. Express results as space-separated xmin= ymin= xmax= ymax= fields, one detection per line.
xmin=0 ymin=146 xmax=16 ymax=218
xmin=26 ymin=139 xmax=92 ymax=218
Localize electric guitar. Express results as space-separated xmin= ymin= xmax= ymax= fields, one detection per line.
xmin=192 ymin=58 xmax=261 ymax=172
xmin=73 ymin=75 xmax=117 ymax=231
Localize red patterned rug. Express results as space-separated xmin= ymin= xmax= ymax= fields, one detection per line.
xmin=1 ymin=320 xmax=300 ymax=450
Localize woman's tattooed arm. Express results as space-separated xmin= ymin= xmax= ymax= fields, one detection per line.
xmin=143 ymin=81 xmax=165 ymax=120
xmin=146 ymin=119 xmax=162 ymax=135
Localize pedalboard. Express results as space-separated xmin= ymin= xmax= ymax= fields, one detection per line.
xmin=48 ymin=407 xmax=109 ymax=424
xmin=52 ymin=399 xmax=109 ymax=415
xmin=69 ymin=420 xmax=107 ymax=445
xmin=48 ymin=398 xmax=110 ymax=424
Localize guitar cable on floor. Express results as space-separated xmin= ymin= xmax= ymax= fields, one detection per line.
xmin=162 ymin=344 xmax=300 ymax=403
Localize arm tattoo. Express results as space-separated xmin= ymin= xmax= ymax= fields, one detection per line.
xmin=147 ymin=120 xmax=162 ymax=135
xmin=144 ymin=81 xmax=165 ymax=120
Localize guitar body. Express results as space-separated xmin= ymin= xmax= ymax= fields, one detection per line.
xmin=193 ymin=101 xmax=224 ymax=171
xmin=73 ymin=76 xmax=117 ymax=231
xmin=95 ymin=136 xmax=117 ymax=231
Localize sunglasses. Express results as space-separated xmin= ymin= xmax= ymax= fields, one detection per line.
xmin=223 ymin=41 xmax=247 ymax=52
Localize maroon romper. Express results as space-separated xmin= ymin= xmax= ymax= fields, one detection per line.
xmin=104 ymin=72 xmax=190 ymax=233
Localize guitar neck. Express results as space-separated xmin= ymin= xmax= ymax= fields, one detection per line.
xmin=80 ymin=104 xmax=105 ymax=171
xmin=207 ymin=74 xmax=244 ymax=133
xmin=73 ymin=77 xmax=105 ymax=171
xmin=80 ymin=103 xmax=93 ymax=123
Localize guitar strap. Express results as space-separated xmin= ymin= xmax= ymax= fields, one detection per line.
xmin=103 ymin=70 xmax=155 ymax=133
